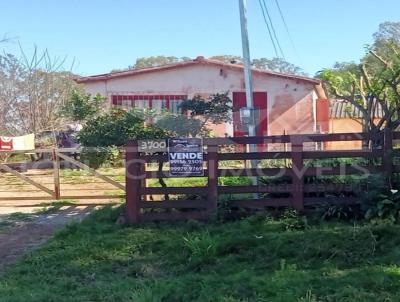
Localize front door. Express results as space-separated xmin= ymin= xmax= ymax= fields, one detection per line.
xmin=233 ymin=92 xmax=268 ymax=137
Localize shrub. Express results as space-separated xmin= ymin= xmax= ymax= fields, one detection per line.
xmin=360 ymin=174 xmax=400 ymax=223
xmin=364 ymin=190 xmax=400 ymax=223
xmin=78 ymin=109 xmax=168 ymax=168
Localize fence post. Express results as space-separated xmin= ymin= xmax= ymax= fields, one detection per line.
xmin=383 ymin=128 xmax=393 ymax=187
xmin=207 ymin=143 xmax=218 ymax=219
xmin=52 ymin=148 xmax=61 ymax=200
xmin=291 ymin=138 xmax=304 ymax=211
xmin=125 ymin=140 xmax=141 ymax=224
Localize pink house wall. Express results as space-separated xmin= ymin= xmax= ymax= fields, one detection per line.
xmin=81 ymin=64 xmax=319 ymax=137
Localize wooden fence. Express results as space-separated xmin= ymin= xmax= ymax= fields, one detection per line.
xmin=125 ymin=130 xmax=400 ymax=223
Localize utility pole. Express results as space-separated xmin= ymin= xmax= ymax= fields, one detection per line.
xmin=238 ymin=0 xmax=256 ymax=141
xmin=239 ymin=0 xmax=258 ymax=191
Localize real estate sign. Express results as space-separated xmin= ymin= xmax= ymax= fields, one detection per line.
xmin=168 ymin=138 xmax=203 ymax=177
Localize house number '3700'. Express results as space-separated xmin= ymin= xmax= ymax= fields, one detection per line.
xmin=138 ymin=139 xmax=167 ymax=153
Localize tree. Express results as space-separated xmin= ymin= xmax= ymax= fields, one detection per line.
xmin=321 ymin=44 xmax=400 ymax=143
xmin=373 ymin=22 xmax=400 ymax=46
xmin=61 ymin=91 xmax=106 ymax=123
xmin=116 ymin=54 xmax=304 ymax=75
xmin=0 ymin=47 xmax=77 ymax=135
xmin=210 ymin=55 xmax=305 ymax=75
xmin=155 ymin=93 xmax=232 ymax=137
xmin=252 ymin=57 xmax=305 ymax=75
xmin=364 ymin=22 xmax=400 ymax=74
xmin=209 ymin=55 xmax=243 ymax=64
xmin=132 ymin=56 xmax=191 ymax=69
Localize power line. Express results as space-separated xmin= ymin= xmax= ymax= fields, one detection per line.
xmin=261 ymin=0 xmax=285 ymax=59
xmin=274 ymin=0 xmax=302 ymax=64
xmin=258 ymin=0 xmax=279 ymax=58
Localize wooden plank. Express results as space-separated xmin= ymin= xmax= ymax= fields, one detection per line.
xmin=139 ymin=210 xmax=209 ymax=222
xmin=302 ymin=150 xmax=383 ymax=159
xmin=203 ymin=132 xmax=375 ymax=145
xmin=304 ymin=197 xmax=360 ymax=206
xmin=0 ymin=163 xmax=54 ymax=196
xmin=125 ymin=140 xmax=141 ymax=223
xmin=0 ymin=147 xmax=83 ymax=155
xmin=204 ymin=136 xmax=290 ymax=145
xmin=228 ymin=198 xmax=292 ymax=208
xmin=145 ymin=167 xmax=291 ymax=178
xmin=57 ymin=152 xmax=126 ymax=191
xmin=140 ymin=186 xmax=207 ymax=195
xmin=59 ymin=195 xmax=124 ymax=199
xmin=303 ymin=183 xmax=361 ymax=193
xmin=219 ymin=184 xmax=292 ymax=194
xmin=218 ymin=167 xmax=290 ymax=177
xmin=1 ymin=163 xmax=27 ymax=172
xmin=52 ymin=149 xmax=61 ymax=199
xmin=139 ymin=199 xmax=207 ymax=209
xmin=207 ymin=145 xmax=218 ymax=216
xmin=383 ymin=128 xmax=394 ymax=184
xmin=0 ymin=196 xmax=54 ymax=201
xmin=303 ymin=165 xmax=383 ymax=176
xmin=291 ymin=140 xmax=304 ymax=210
xmin=218 ymin=152 xmax=291 ymax=160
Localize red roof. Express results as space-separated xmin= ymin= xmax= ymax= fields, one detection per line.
xmin=76 ymin=56 xmax=320 ymax=85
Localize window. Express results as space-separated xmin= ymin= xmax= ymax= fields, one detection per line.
xmin=112 ymin=95 xmax=186 ymax=114
xmin=134 ymin=99 xmax=150 ymax=110
xmin=121 ymin=99 xmax=132 ymax=109
xmin=152 ymin=99 xmax=167 ymax=114
xmin=170 ymin=100 xmax=182 ymax=114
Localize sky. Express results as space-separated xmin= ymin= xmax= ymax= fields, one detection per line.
xmin=1 ymin=0 xmax=399 ymax=77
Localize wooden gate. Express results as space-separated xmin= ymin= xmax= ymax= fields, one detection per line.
xmin=0 ymin=148 xmax=125 ymax=201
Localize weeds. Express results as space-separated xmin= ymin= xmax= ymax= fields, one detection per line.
xmin=281 ymin=208 xmax=308 ymax=231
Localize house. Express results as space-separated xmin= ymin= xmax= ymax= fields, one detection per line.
xmin=77 ymin=56 xmax=329 ymax=143
xmin=327 ymin=99 xmax=384 ymax=150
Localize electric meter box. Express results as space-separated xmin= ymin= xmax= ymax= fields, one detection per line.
xmin=239 ymin=107 xmax=256 ymax=125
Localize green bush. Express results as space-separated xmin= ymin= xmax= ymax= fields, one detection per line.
xmin=80 ymin=146 xmax=122 ymax=169
xmin=78 ymin=109 xmax=168 ymax=168
xmin=78 ymin=108 xmax=167 ymax=147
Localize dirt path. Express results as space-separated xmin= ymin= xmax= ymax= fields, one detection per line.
xmin=0 ymin=205 xmax=97 ymax=274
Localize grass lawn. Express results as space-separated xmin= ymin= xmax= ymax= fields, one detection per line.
xmin=0 ymin=206 xmax=400 ymax=302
